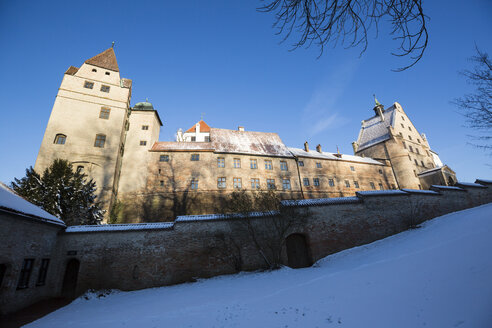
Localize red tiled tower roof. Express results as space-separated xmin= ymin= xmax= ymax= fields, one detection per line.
xmin=186 ymin=120 xmax=211 ymax=133
xmin=85 ymin=48 xmax=119 ymax=72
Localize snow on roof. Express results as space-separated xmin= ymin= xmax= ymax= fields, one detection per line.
xmin=210 ymin=128 xmax=292 ymax=157
xmin=475 ymin=179 xmax=492 ymax=185
xmin=151 ymin=142 xmax=215 ymax=152
xmin=176 ymin=211 xmax=278 ymax=222
xmin=356 ymin=189 xmax=407 ymax=197
xmin=65 ymin=222 xmax=174 ymax=233
xmin=287 ymin=148 xmax=382 ymax=165
xmin=401 ymin=189 xmax=440 ymax=195
xmin=456 ymin=182 xmax=487 ymax=188
xmin=0 ymin=182 xmax=65 ymax=226
xmin=430 ymin=185 xmax=465 ymax=191
xmin=356 ymin=105 xmax=397 ymax=151
xmin=281 ymin=196 xmax=361 ymax=207
xmin=417 ymin=166 xmax=444 ymax=176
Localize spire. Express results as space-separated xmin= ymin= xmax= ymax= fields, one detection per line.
xmin=85 ymin=48 xmax=119 ymax=72
xmin=372 ymin=94 xmax=385 ymax=119
xmin=373 ymin=94 xmax=382 ymax=107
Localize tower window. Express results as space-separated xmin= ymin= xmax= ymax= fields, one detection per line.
xmin=416 ymin=148 xmax=420 ymax=154
xmin=100 ymin=85 xmax=110 ymax=93
xmin=191 ymin=154 xmax=199 ymax=161
xmin=409 ymin=145 xmax=413 ymax=152
xmin=401 ymin=123 xmax=404 ymax=128
xmin=417 ymin=139 xmax=421 ymax=143
xmin=54 ymin=134 xmax=66 ymax=144
xmin=142 ymin=125 xmax=149 ymax=130
xmin=402 ymin=141 xmax=407 ymax=149
xmin=421 ymin=161 xmax=425 ymax=167
xmin=105 ymin=72 xmax=110 ymax=75
xmin=94 ymin=134 xmax=106 ymax=148
xmin=140 ymin=141 xmax=147 ymax=146
xmin=36 ymin=259 xmax=50 ymax=286
xmin=17 ymin=259 xmax=34 ymax=289
xmin=83 ymin=81 xmax=94 ymax=89
xmin=92 ymin=68 xmax=97 ymax=72
xmin=99 ymin=107 xmax=111 ymax=119
xmin=408 ymin=135 xmax=412 ymax=140
xmin=408 ymin=126 xmax=412 ymax=131
xmin=401 ymin=116 xmax=405 ymax=121
xmin=160 ymin=155 xmax=169 ymax=162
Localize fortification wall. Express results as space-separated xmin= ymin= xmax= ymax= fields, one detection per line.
xmin=59 ymin=180 xmax=492 ymax=296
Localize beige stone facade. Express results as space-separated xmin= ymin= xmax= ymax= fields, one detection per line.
xmin=34 ymin=49 xmax=455 ymax=222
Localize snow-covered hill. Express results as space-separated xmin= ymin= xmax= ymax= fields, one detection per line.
xmin=27 ymin=203 xmax=492 ymax=328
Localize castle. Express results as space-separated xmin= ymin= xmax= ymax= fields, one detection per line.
xmin=35 ymin=47 xmax=456 ymax=221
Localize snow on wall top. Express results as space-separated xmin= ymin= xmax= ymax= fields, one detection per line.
xmin=288 ymin=148 xmax=382 ymax=165
xmin=0 ymin=182 xmax=65 ymax=226
xmin=176 ymin=211 xmax=279 ymax=222
xmin=151 ymin=142 xmax=215 ymax=152
xmin=356 ymin=189 xmax=407 ymax=196
xmin=401 ymin=189 xmax=440 ymax=195
xmin=430 ymin=185 xmax=465 ymax=191
xmin=65 ymin=222 xmax=174 ymax=233
xmin=281 ymin=196 xmax=361 ymax=207
xmin=356 ymin=105 xmax=396 ymax=151
xmin=456 ymin=182 xmax=487 ymax=188
xmin=475 ymin=179 xmax=492 ymax=185
xmin=210 ymin=128 xmax=293 ymax=157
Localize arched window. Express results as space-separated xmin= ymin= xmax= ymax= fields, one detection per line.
xmin=94 ymin=134 xmax=106 ymax=148
xmin=54 ymin=134 xmax=66 ymax=144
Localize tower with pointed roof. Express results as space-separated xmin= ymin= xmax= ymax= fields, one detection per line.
xmin=35 ymin=47 xmax=133 ymax=215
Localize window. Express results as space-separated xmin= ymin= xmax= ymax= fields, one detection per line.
xmin=417 ymin=139 xmax=421 ymax=144
xmin=345 ymin=180 xmax=350 ymax=187
xmin=158 ymin=169 xmax=161 ymax=174
xmin=233 ymin=158 xmax=241 ymax=168
xmin=402 ymin=141 xmax=407 ymax=149
xmin=298 ymin=160 xmax=304 ymax=167
xmin=378 ymin=169 xmax=383 ymax=174
xmin=408 ymin=126 xmax=412 ymax=131
xmin=17 ymin=259 xmax=34 ymax=289
xmin=217 ymin=157 xmax=225 ymax=168
xmin=399 ymin=132 xmax=403 ymax=137
xmin=100 ymin=85 xmax=110 ymax=93
xmin=265 ymin=160 xmax=272 ymax=170
xmin=303 ymin=178 xmax=310 ymax=186
xmin=280 ymin=161 xmax=288 ymax=171
xmin=421 ymin=161 xmax=425 ymax=167
xmin=414 ymin=170 xmax=418 ymax=177
xmin=99 ymin=107 xmax=110 ymax=119
xmin=36 ymin=259 xmax=50 ymax=286
xmin=76 ymin=165 xmax=84 ymax=173
xmin=191 ymin=154 xmax=199 ymax=161
xmin=105 ymin=72 xmax=110 ymax=75
xmin=316 ymin=162 xmax=322 ymax=168
xmin=267 ymin=179 xmax=276 ymax=190
xmin=160 ymin=155 xmax=169 ymax=162
xmin=84 ymin=81 xmax=94 ymax=89
xmin=251 ymin=178 xmax=260 ymax=189
xmin=191 ymin=179 xmax=199 ymax=190
xmin=204 ymin=136 xmax=210 ymax=142
xmin=92 ymin=68 xmax=97 ymax=72
xmin=140 ymin=140 xmax=147 ymax=146
xmin=54 ymin=134 xmax=66 ymax=144
xmin=250 ymin=159 xmax=257 ymax=169
xmin=217 ymin=177 xmax=226 ymax=188
xmin=418 ymin=184 xmax=422 ymax=190
xmin=370 ymin=182 xmax=376 ymax=190
xmin=379 ymin=183 xmax=384 ymax=190
xmin=160 ymin=180 xmax=164 ymax=187
xmin=408 ymin=155 xmax=412 ymax=161
xmin=350 ymin=166 xmax=355 ymax=171
xmin=328 ymin=179 xmax=335 ymax=187
xmin=354 ymin=181 xmax=360 ymax=188
xmin=408 ymin=135 xmax=412 ymax=140
xmin=401 ymin=123 xmax=404 ymax=128
xmin=142 ymin=125 xmax=149 ymax=130
xmin=233 ymin=178 xmax=242 ymax=189
xmin=283 ymin=179 xmax=291 ymax=190
xmin=313 ymin=178 xmax=320 ymax=186
xmin=416 ymin=148 xmax=420 ymax=154
xmin=94 ymin=134 xmax=106 ymax=148
xmin=401 ymin=116 xmax=405 ymax=121
xmin=414 ymin=159 xmax=419 ymax=166
xmin=191 ymin=136 xmax=196 ymax=142
xmin=409 ymin=145 xmax=414 ymax=153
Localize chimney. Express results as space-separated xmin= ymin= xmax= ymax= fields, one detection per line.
xmin=316 ymin=144 xmax=322 ymax=153
xmin=304 ymin=141 xmax=309 ymax=152
xmin=195 ymin=122 xmax=201 ymax=134
xmin=176 ymin=128 xmax=183 ymax=142
xmin=238 ymin=126 xmax=244 ymax=132
xmin=352 ymin=141 xmax=359 ymax=153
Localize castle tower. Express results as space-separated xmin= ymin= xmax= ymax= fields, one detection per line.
xmin=35 ymin=47 xmax=132 ymax=214
xmin=352 ymin=101 xmax=456 ymax=189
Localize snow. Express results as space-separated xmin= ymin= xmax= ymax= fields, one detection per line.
xmin=0 ymin=182 xmax=65 ymax=226
xmin=431 ymin=185 xmax=465 ymax=191
xmin=281 ymin=196 xmax=360 ymax=207
xmin=176 ymin=211 xmax=278 ymax=222
xmin=457 ymin=182 xmax=487 ymax=188
xmin=287 ymin=147 xmax=382 ymax=165
xmin=65 ymin=222 xmax=174 ymax=233
xmin=356 ymin=189 xmax=407 ymax=196
xmin=26 ymin=203 xmax=492 ymax=328
xmin=401 ymin=188 xmax=440 ymax=195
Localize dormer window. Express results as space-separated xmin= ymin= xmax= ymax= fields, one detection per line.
xmin=100 ymin=85 xmax=110 ymax=93
xmin=54 ymin=134 xmax=66 ymax=144
xmin=84 ymin=81 xmax=94 ymax=89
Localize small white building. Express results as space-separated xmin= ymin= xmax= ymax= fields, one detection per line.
xmin=177 ymin=120 xmax=211 ymax=142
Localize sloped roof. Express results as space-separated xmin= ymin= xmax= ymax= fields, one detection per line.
xmin=210 ymin=128 xmax=293 ymax=157
xmin=85 ymin=48 xmax=119 ymax=72
xmin=356 ymin=105 xmax=397 ymax=151
xmin=0 ymin=182 xmax=65 ymax=226
xmin=151 ymin=142 xmax=214 ymax=152
xmin=65 ymin=66 xmax=79 ymax=75
xmin=288 ymin=147 xmax=383 ymax=165
xmin=186 ymin=120 xmax=211 ymax=133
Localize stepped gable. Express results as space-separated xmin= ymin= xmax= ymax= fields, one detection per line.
xmin=186 ymin=120 xmax=211 ymax=133
xmin=356 ymin=104 xmax=397 ymax=151
xmin=210 ymin=128 xmax=292 ymax=157
xmin=85 ymin=48 xmax=119 ymax=72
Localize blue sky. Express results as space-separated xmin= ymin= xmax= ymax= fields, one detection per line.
xmin=0 ymin=0 xmax=491 ymax=184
